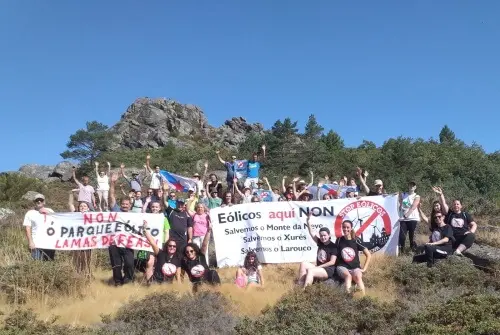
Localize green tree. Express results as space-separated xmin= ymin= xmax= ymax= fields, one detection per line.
xmin=271 ymin=118 xmax=298 ymax=139
xmin=60 ymin=121 xmax=115 ymax=166
xmin=439 ymin=125 xmax=456 ymax=144
xmin=303 ymin=114 xmax=324 ymax=140
xmin=321 ymin=130 xmax=344 ymax=151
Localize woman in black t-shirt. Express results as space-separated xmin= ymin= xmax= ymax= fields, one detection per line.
xmin=181 ymin=227 xmax=220 ymax=292
xmin=142 ymin=222 xmax=181 ymax=283
xmin=336 ymin=220 xmax=371 ymax=295
xmin=297 ymin=212 xmax=338 ymax=288
xmin=414 ymin=210 xmax=454 ymax=267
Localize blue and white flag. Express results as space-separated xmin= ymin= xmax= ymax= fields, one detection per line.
xmin=160 ymin=170 xmax=197 ymax=192
xmin=234 ymin=160 xmax=248 ymax=179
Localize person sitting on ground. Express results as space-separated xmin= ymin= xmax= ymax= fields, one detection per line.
xmin=145 ymin=155 xmax=165 ymax=192
xmin=68 ymin=190 xmax=92 ymax=275
xmin=206 ymin=185 xmax=222 ymax=209
xmin=72 ymin=167 xmax=97 ymax=211
xmin=235 ymin=251 xmax=265 ymax=288
xmin=23 ymin=193 xmax=55 ymax=261
xmin=297 ymin=212 xmax=337 ymax=288
xmin=234 ymin=178 xmax=252 ymax=203
xmin=244 ymin=145 xmax=266 ymax=189
xmin=143 ymin=221 xmax=181 ymax=284
xmin=181 ymin=227 xmax=220 ymax=293
xmin=336 ymin=220 xmax=371 ymax=295
xmin=120 ymin=163 xmax=145 ymax=193
xmin=437 ymin=191 xmax=477 ymax=256
xmin=357 ymin=167 xmax=385 ymax=196
xmin=399 ymin=181 xmax=421 ymax=253
xmin=206 ymin=173 xmax=223 ymax=199
xmin=94 ymin=161 xmax=111 ymax=212
xmin=413 ymin=208 xmax=454 ymax=267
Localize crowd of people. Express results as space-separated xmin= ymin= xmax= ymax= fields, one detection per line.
xmin=21 ymin=150 xmax=478 ymax=294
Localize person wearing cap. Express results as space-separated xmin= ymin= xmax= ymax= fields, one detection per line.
xmin=297 ymin=212 xmax=338 ymax=288
xmin=234 ymin=178 xmax=253 ymax=204
xmin=167 ymin=198 xmax=193 ymax=255
xmin=345 ymin=187 xmax=357 ymax=198
xmin=72 ymin=168 xmax=97 ymax=211
xmin=120 ymin=163 xmax=144 ymax=193
xmin=23 ymin=193 xmax=55 ymax=261
xmin=216 ymin=150 xmax=237 ymax=192
xmin=192 ymin=161 xmax=208 ymax=197
xmin=244 ymin=145 xmax=266 ymax=189
xmin=206 ymin=184 xmax=222 ymax=209
xmin=357 ymin=167 xmax=385 ymax=196
xmin=163 ymin=186 xmax=178 ymax=217
xmin=186 ymin=186 xmax=199 ymax=216
xmin=292 ymin=172 xmax=314 ymax=199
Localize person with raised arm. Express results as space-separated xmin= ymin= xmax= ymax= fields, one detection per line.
xmin=120 ymin=163 xmax=144 ymax=193
xmin=72 ymin=167 xmax=97 ymax=211
xmin=216 ymin=150 xmax=237 ymax=192
xmin=142 ymin=220 xmax=181 ymax=283
xmin=262 ymin=177 xmax=281 ymax=202
xmin=95 ymin=161 xmax=111 ymax=212
xmin=206 ymin=183 xmax=222 ymax=209
xmin=414 ymin=208 xmax=454 ymax=267
xmin=192 ymin=161 xmax=208 ymax=197
xmin=68 ymin=190 xmax=92 ymax=275
xmin=234 ymin=177 xmax=252 ymax=203
xmin=399 ymin=182 xmax=421 ymax=253
xmin=297 ymin=212 xmax=338 ymax=288
xmin=282 ymin=176 xmax=295 ymax=201
xmin=181 ymin=225 xmax=220 ymax=292
xmin=336 ymin=220 xmax=371 ymax=295
xmin=145 ymin=154 xmax=165 ymax=193
xmin=244 ymin=145 xmax=266 ymax=189
xmin=108 ymin=173 xmax=135 ymax=286
xmin=23 ymin=193 xmax=55 ymax=261
xmin=357 ymin=167 xmax=385 ymax=196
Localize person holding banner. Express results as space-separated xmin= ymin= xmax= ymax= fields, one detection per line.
xmin=68 ymin=190 xmax=92 ymax=276
xmin=142 ymin=221 xmax=181 ymax=283
xmin=181 ymin=227 xmax=220 ymax=292
xmin=23 ymin=193 xmax=55 ymax=261
xmin=336 ymin=220 xmax=371 ymax=295
xmin=297 ymin=212 xmax=338 ymax=288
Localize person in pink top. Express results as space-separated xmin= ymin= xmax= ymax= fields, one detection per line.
xmin=192 ymin=203 xmax=211 ymax=266
xmin=72 ymin=167 xmax=96 ymax=211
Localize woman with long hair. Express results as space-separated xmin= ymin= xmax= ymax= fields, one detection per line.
xmin=181 ymin=227 xmax=220 ymax=292
xmin=192 ymin=203 xmax=211 ymax=265
xmin=235 ymin=251 xmax=265 ymax=288
xmin=336 ymin=220 xmax=371 ymax=295
xmin=68 ymin=190 xmax=92 ymax=277
xmin=297 ymin=212 xmax=338 ymax=288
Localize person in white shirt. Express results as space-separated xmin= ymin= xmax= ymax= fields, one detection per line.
xmin=95 ymin=161 xmax=111 ymax=211
xmin=23 ymin=194 xmax=55 ymax=261
xmin=399 ymin=181 xmax=421 ymax=253
xmin=145 ymin=154 xmax=164 ymax=191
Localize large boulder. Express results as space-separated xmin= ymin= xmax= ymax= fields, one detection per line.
xmin=111 ymin=97 xmax=264 ymax=150
xmin=22 ymin=191 xmax=43 ymax=202
xmin=50 ymin=161 xmax=76 ymax=181
xmin=0 ymin=208 xmax=14 ymax=221
xmin=18 ymin=164 xmax=55 ymax=180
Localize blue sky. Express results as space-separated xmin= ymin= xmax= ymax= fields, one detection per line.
xmin=1 ymin=1 xmax=498 ymax=172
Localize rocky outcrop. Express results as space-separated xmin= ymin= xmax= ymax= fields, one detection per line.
xmin=0 ymin=208 xmax=14 ymax=221
xmin=22 ymin=191 xmax=42 ymax=201
xmin=111 ymin=97 xmax=263 ymax=150
xmin=18 ymin=161 xmax=77 ymax=182
xmin=49 ymin=161 xmax=76 ymax=181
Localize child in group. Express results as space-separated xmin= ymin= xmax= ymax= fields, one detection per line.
xmin=235 ymin=251 xmax=265 ymax=288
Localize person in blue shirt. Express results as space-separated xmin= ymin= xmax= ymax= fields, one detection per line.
xmin=216 ymin=150 xmax=237 ymax=192
xmin=244 ymin=145 xmax=266 ymax=189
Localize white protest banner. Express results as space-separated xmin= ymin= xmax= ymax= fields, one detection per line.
xmin=212 ymin=195 xmax=400 ymax=267
xmin=33 ymin=212 xmax=164 ymax=251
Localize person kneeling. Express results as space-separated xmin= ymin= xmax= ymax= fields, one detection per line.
xmin=235 ymin=251 xmax=265 ymax=288
xmin=413 ymin=212 xmax=454 ymax=267
xmin=181 ymin=227 xmax=220 ymax=292
xmin=297 ymin=212 xmax=338 ymax=288
xmin=336 ymin=220 xmax=371 ymax=295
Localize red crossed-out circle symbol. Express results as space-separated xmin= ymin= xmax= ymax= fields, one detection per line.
xmin=334 ymin=199 xmax=392 ymax=238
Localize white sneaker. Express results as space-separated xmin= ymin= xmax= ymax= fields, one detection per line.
xmin=454 ymin=249 xmax=463 ymax=257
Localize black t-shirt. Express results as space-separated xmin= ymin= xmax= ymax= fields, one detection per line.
xmin=207 ymin=181 xmax=223 ymax=198
xmin=181 ymin=254 xmax=209 ymax=283
xmin=445 ymin=211 xmax=473 ymax=236
xmin=168 ymin=210 xmax=193 ymax=242
xmin=430 ymin=225 xmax=454 ymax=253
xmin=336 ymin=237 xmax=366 ymax=270
xmin=153 ymin=251 xmax=182 ymax=282
xmin=316 ymin=241 xmax=337 ymax=266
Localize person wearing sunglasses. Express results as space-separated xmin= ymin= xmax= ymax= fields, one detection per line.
xmin=181 ymin=226 xmax=220 ymax=292
xmin=23 ymin=193 xmax=55 ymax=261
xmin=142 ymin=221 xmax=181 ymax=283
xmin=413 ymin=210 xmax=454 ymax=267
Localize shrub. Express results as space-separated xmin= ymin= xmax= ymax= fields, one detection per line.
xmin=0 ymin=260 xmax=89 ymax=303
xmin=98 ymin=291 xmax=237 ymax=335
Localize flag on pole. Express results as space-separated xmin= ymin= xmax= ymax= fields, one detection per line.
xmin=160 ymin=170 xmax=197 ymax=192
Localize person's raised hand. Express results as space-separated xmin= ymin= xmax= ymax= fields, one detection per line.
xmin=120 ymin=163 xmax=125 ymax=169
xmin=261 ymin=144 xmax=266 ymax=151
xmin=107 ymin=162 xmax=111 ymax=167
xmin=292 ymin=177 xmax=299 ymax=182
xmin=432 ymin=186 xmax=442 ymax=195
xmin=325 ymin=175 xmax=330 ymax=181
xmin=143 ymin=164 xmax=147 ymax=169
xmin=318 ymin=181 xmax=324 ymax=188
xmin=162 ymin=183 xmax=169 ymax=191
xmin=146 ymin=154 xmax=151 ymax=160
xmin=356 ymin=167 xmax=362 ymax=176
xmin=263 ymin=176 xmax=268 ymax=182
xmin=215 ymin=150 xmax=220 ymax=155
xmin=282 ymin=175 xmax=287 ymax=179
xmin=95 ymin=162 xmax=99 ymax=166
xmin=309 ymin=171 xmax=314 ymax=176
xmin=204 ymin=161 xmax=208 ymax=168
xmin=111 ymin=173 xmax=118 ymax=182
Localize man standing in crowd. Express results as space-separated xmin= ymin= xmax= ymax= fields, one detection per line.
xmin=245 ymin=145 xmax=266 ymax=189
xmin=108 ymin=173 xmax=135 ymax=286
xmin=23 ymin=194 xmax=55 ymax=261
xmin=216 ymin=150 xmax=237 ymax=191
xmin=167 ymin=198 xmax=193 ymax=255
xmin=146 ymin=154 xmax=165 ymax=192
xmin=72 ymin=168 xmax=97 ymax=211
xmin=357 ymin=167 xmax=385 ymax=196
xmin=120 ymin=163 xmax=144 ymax=192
